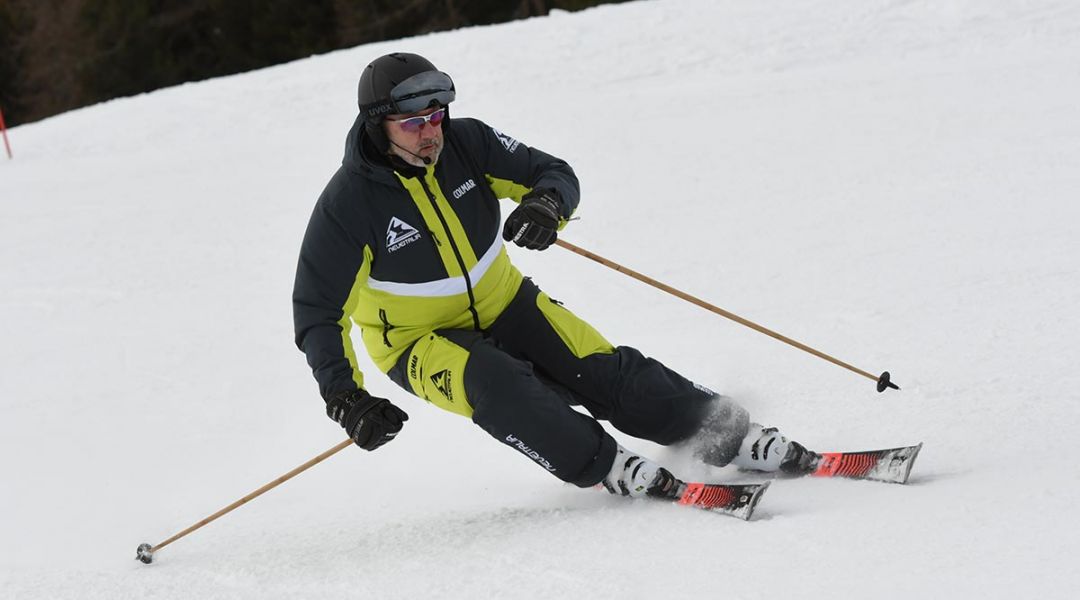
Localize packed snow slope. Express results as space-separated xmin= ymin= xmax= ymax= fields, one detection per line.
xmin=3 ymin=0 xmax=1079 ymax=597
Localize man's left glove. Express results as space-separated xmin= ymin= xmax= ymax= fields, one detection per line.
xmin=502 ymin=188 xmax=563 ymax=251
xmin=325 ymin=389 xmax=409 ymax=451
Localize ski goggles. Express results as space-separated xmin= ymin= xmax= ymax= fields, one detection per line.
xmin=390 ymin=108 xmax=446 ymax=132
xmin=361 ymin=71 xmax=456 ymax=121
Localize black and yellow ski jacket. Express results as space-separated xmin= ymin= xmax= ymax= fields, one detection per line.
xmin=293 ymin=114 xmax=579 ymax=399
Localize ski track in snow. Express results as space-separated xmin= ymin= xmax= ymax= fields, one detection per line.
xmin=2 ymin=0 xmax=1079 ymax=597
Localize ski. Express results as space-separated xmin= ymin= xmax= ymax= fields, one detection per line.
xmin=669 ymin=480 xmax=771 ymax=520
xmin=807 ymin=443 xmax=923 ymax=484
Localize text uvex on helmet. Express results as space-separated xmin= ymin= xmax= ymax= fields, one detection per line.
xmin=357 ymin=52 xmax=455 ymax=124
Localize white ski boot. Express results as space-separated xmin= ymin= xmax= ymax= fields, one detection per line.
xmin=602 ymin=445 xmax=679 ymax=499
xmin=731 ymin=424 xmax=818 ymax=475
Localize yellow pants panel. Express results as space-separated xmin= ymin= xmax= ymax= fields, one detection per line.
xmin=535 ymin=292 xmax=615 ymax=359
xmin=403 ymin=333 xmax=474 ymax=418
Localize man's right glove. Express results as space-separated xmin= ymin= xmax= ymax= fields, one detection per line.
xmin=326 ymin=389 xmax=409 ymax=451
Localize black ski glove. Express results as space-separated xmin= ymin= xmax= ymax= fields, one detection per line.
xmin=502 ymin=188 xmax=563 ymax=251
xmin=326 ymin=389 xmax=409 ymax=451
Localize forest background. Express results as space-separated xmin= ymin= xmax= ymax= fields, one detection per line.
xmin=0 ymin=0 xmax=623 ymax=126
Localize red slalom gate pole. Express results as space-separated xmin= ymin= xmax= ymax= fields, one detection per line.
xmin=0 ymin=107 xmax=12 ymax=159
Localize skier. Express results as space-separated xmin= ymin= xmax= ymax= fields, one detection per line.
xmin=292 ymin=52 xmax=816 ymax=501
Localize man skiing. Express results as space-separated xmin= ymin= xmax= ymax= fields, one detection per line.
xmin=292 ymin=52 xmax=816 ymax=501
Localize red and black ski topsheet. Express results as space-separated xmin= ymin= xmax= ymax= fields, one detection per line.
xmin=671 ymin=480 xmax=770 ymax=521
xmin=809 ymin=443 xmax=923 ymax=484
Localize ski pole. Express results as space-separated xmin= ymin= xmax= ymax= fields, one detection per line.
xmin=553 ymin=238 xmax=899 ymax=393
xmin=136 ymin=438 xmax=354 ymax=564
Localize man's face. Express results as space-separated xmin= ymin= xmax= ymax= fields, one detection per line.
xmin=384 ymin=105 xmax=446 ymax=167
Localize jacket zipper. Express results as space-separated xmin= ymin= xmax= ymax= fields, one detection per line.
xmin=418 ymin=177 xmax=481 ymax=332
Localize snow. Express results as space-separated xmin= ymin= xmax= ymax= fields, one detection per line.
xmin=2 ymin=0 xmax=1079 ymax=597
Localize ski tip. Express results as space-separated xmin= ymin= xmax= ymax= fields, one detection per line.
xmin=742 ymin=481 xmax=771 ymax=521
xmin=757 ymin=480 xmax=773 ymax=495
xmin=675 ymin=481 xmax=772 ymax=520
xmin=897 ymin=442 xmax=924 ymax=485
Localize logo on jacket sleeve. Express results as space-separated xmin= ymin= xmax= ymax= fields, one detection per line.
xmin=491 ymin=127 xmax=520 ymax=153
xmin=386 ymin=217 xmax=421 ymax=252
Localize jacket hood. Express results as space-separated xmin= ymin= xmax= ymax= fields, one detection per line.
xmin=341 ymin=113 xmax=401 ymax=186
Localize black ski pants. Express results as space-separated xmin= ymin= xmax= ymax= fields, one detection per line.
xmin=388 ymin=278 xmax=714 ymax=487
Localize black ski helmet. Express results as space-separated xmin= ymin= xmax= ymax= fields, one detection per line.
xmin=358 ymin=52 xmax=455 ymax=152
